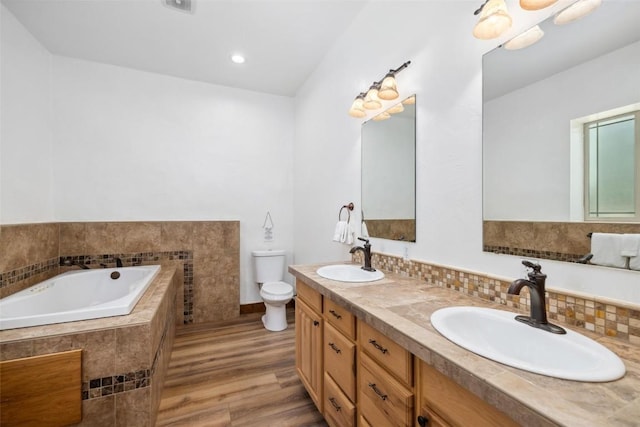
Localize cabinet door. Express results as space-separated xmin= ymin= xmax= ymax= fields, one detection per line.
xmin=296 ymin=298 xmax=323 ymax=412
xmin=324 ymin=323 xmax=356 ymax=401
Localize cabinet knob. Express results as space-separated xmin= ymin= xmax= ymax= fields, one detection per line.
xmin=417 ymin=415 xmax=429 ymax=427
xmin=313 ymin=320 xmax=320 ymax=326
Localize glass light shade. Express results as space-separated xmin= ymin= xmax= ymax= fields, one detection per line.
xmin=378 ymin=75 xmax=399 ymax=100
xmin=503 ymin=25 xmax=544 ymax=50
xmin=554 ymin=0 xmax=601 ymax=25
xmin=363 ymin=87 xmax=382 ymax=110
xmin=372 ymin=112 xmax=391 ymax=121
xmin=473 ymin=0 xmax=512 ymax=40
xmin=387 ymin=103 xmax=405 ymax=114
xmin=402 ymin=95 xmax=416 ymax=105
xmin=348 ymin=97 xmax=366 ymax=118
xmin=520 ymin=0 xmax=557 ymax=11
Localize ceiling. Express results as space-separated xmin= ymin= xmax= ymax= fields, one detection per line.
xmin=1 ymin=0 xmax=368 ymax=97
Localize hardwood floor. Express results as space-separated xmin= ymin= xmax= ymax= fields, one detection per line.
xmin=156 ymin=310 xmax=328 ymax=427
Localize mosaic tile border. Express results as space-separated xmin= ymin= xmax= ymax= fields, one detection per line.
xmin=354 ymin=252 xmax=640 ymax=345
xmin=0 ymin=258 xmax=59 ymax=289
xmin=1 ymin=251 xmax=194 ymax=324
xmin=483 ymin=245 xmax=584 ymax=264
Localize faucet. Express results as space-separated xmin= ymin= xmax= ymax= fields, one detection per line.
xmin=349 ymin=237 xmax=376 ymax=272
xmin=508 ymin=260 xmax=566 ymax=334
xmin=115 ymin=257 xmax=123 ymax=268
xmin=60 ymin=257 xmax=90 ymax=270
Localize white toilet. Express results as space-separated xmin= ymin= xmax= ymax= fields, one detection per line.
xmin=251 ymin=250 xmax=294 ymax=331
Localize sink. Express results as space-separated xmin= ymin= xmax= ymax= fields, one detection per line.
xmin=316 ymin=265 xmax=384 ymax=283
xmin=430 ymin=306 xmax=625 ymax=382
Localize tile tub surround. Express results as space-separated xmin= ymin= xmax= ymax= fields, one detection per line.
xmin=0 ymin=220 xmax=240 ymax=324
xmin=0 ymin=263 xmax=180 ymax=426
xmin=352 ymin=251 xmax=640 ymax=345
xmin=289 ymin=264 xmax=640 ymax=426
xmin=483 ymin=220 xmax=640 ymax=264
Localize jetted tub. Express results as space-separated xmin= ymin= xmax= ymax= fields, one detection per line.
xmin=0 ymin=265 xmax=161 ymax=330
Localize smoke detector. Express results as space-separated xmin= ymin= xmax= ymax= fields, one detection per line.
xmin=163 ymin=0 xmax=193 ymax=13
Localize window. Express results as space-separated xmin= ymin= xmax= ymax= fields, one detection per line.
xmin=584 ymin=111 xmax=640 ymax=221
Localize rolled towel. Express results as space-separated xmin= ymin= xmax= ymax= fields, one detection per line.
xmin=590 ymin=233 xmax=626 ymax=268
xmin=621 ymin=234 xmax=640 ymax=257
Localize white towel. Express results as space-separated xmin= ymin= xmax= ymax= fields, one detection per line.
xmin=361 ymin=221 xmax=369 ymax=238
xmin=345 ymin=221 xmax=354 ymax=245
xmin=630 ymin=254 xmax=640 ymax=271
xmin=621 ymin=234 xmax=640 ymax=257
xmin=590 ymin=233 xmax=627 ymax=268
xmin=333 ymin=221 xmax=346 ymax=242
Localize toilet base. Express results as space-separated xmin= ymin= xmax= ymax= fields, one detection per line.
xmin=262 ymin=302 xmax=290 ymax=332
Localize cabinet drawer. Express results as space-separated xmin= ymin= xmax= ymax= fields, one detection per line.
xmin=324 ymin=298 xmax=356 ymax=339
xmin=419 ymin=361 xmax=517 ymax=427
xmin=358 ymin=352 xmax=413 ymax=427
xmin=358 ymin=321 xmax=412 ymax=386
xmin=296 ymin=279 xmax=322 ymax=313
xmin=324 ymin=372 xmax=356 ymax=427
xmin=324 ymin=323 xmax=356 ymax=401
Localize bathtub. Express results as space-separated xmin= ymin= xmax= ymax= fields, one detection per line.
xmin=0 ymin=265 xmax=161 ymax=330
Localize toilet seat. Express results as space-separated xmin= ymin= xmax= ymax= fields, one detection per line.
xmin=261 ymin=281 xmax=293 ymax=299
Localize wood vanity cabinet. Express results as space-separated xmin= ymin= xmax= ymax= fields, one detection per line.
xmin=416 ymin=361 xmax=518 ymax=427
xmin=295 ymin=280 xmax=324 ymax=412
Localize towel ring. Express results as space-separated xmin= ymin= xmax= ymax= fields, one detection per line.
xmin=339 ymin=203 xmax=354 ymax=223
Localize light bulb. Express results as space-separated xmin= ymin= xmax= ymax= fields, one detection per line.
xmin=349 ymin=96 xmax=366 ymax=118
xmin=363 ymin=86 xmax=382 ymax=110
xmin=378 ymin=75 xmax=399 ymax=100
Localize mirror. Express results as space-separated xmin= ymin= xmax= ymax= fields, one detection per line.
xmin=483 ymin=2 xmax=640 ymax=265
xmin=361 ymin=95 xmax=416 ymax=242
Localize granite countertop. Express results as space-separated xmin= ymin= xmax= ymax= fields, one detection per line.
xmin=289 ymin=263 xmax=640 ymax=427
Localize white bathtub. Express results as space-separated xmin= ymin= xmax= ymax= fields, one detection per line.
xmin=0 ymin=265 xmax=161 ymax=330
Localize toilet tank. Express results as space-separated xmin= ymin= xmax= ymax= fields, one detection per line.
xmin=252 ymin=250 xmax=286 ymax=283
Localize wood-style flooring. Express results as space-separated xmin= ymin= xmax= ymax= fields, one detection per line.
xmin=156 ymin=310 xmax=328 ymax=427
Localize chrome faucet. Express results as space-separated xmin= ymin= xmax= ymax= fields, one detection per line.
xmin=349 ymin=237 xmax=376 ymax=272
xmin=508 ymin=260 xmax=566 ymax=334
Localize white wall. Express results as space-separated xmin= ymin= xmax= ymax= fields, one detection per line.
xmin=1 ymin=4 xmax=54 ymax=223
xmin=293 ymin=1 xmax=640 ymax=304
xmin=484 ymin=40 xmax=640 ymax=221
xmin=50 ymin=57 xmax=295 ymax=303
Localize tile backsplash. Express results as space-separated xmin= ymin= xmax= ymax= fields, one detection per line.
xmin=353 ymin=251 xmax=640 ymax=345
xmin=0 ymin=221 xmax=239 ymax=324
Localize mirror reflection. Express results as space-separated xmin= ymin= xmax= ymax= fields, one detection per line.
xmin=482 ymin=2 xmax=640 ymax=267
xmin=361 ymin=95 xmax=416 ymax=242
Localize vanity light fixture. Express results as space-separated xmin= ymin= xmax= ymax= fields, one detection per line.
xmin=520 ymin=0 xmax=557 ymax=11
xmin=363 ymin=84 xmax=383 ymax=110
xmin=348 ymin=61 xmax=411 ymax=118
xmin=554 ymin=0 xmax=601 ymax=25
xmin=503 ymin=24 xmax=544 ymax=50
xmin=349 ymin=93 xmax=367 ymax=118
xmin=472 ymin=0 xmax=512 ymax=40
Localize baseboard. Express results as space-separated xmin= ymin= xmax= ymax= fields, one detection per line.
xmin=240 ymin=300 xmax=296 ymax=314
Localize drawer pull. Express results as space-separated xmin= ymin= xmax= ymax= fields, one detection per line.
xmin=313 ymin=320 xmax=320 ymax=327
xmin=368 ymin=339 xmax=388 ymax=354
xmin=368 ymin=382 xmax=388 ymax=401
xmin=329 ymin=309 xmax=342 ymax=319
xmin=329 ymin=397 xmax=342 ymax=412
xmin=328 ymin=342 xmax=342 ymax=354
xmin=417 ymin=415 xmax=429 ymax=427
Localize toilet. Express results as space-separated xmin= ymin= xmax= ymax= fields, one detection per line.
xmin=251 ymin=250 xmax=294 ymax=331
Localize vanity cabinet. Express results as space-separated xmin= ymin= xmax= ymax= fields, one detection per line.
xmin=295 ymin=280 xmax=323 ymax=412
xmin=416 ymin=361 xmax=517 ymax=427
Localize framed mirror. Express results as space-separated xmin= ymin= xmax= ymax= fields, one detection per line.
xmin=482 ymin=2 xmax=640 ymax=267
xmin=361 ymin=95 xmax=416 ymax=242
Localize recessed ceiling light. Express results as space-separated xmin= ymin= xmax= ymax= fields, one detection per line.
xmin=231 ymin=54 xmax=245 ymax=64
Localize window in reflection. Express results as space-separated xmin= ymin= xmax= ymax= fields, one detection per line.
xmin=585 ymin=111 xmax=639 ymax=220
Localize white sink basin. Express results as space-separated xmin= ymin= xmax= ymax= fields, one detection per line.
xmin=431 ymin=306 xmax=625 ymax=382
xmin=316 ymin=265 xmax=384 ymax=283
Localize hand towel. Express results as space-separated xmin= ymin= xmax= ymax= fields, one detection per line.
xmin=621 ymin=234 xmax=640 ymax=257
xmin=361 ymin=221 xmax=370 ymax=238
xmin=345 ymin=221 xmax=354 ymax=245
xmin=333 ymin=221 xmax=346 ymax=242
xmin=590 ymin=233 xmax=626 ymax=268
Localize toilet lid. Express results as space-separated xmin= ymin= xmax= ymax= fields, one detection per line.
xmin=262 ymin=281 xmax=293 ymax=297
